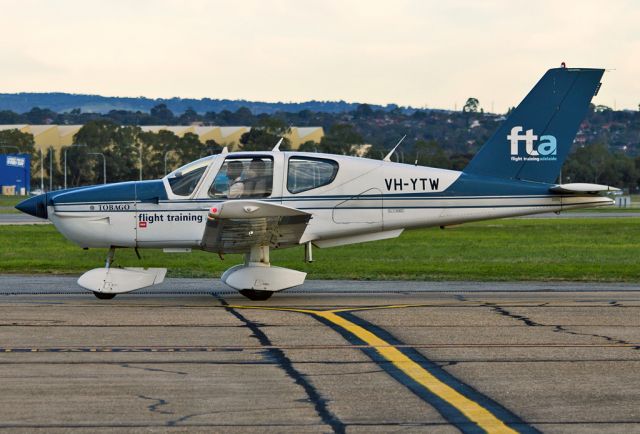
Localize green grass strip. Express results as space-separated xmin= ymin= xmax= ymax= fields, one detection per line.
xmin=1 ymin=218 xmax=638 ymax=281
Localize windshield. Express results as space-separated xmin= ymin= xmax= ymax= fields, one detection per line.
xmin=166 ymin=156 xmax=215 ymax=196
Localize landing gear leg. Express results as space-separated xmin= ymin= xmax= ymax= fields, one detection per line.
xmin=105 ymin=246 xmax=115 ymax=268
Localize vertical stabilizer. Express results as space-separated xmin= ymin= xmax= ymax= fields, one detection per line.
xmin=463 ymin=67 xmax=604 ymax=183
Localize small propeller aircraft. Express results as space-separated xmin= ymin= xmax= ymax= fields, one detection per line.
xmin=17 ymin=66 xmax=618 ymax=300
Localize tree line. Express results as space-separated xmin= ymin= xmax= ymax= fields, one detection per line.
xmin=0 ymin=102 xmax=638 ymax=192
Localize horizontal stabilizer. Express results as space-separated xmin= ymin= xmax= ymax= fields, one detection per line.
xmin=550 ymin=183 xmax=620 ymax=194
xmin=78 ymin=267 xmax=167 ymax=294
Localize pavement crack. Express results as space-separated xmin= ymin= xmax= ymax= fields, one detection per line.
xmin=484 ymin=303 xmax=543 ymax=327
xmin=167 ymin=412 xmax=208 ymax=426
xmin=138 ymin=395 xmax=174 ymax=415
xmin=213 ymin=294 xmax=346 ymax=434
xmin=121 ymin=363 xmax=187 ymax=376
xmin=553 ymin=325 xmax=634 ymax=347
xmin=165 ymin=405 xmax=313 ymax=426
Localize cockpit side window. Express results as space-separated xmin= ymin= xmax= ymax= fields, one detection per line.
xmin=166 ymin=158 xmax=211 ymax=196
xmin=287 ymin=157 xmax=338 ymax=194
xmin=209 ymin=156 xmax=273 ymax=199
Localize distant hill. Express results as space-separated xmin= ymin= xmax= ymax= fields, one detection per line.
xmin=0 ymin=92 xmax=409 ymax=115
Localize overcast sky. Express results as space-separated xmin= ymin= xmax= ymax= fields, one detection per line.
xmin=0 ymin=0 xmax=637 ymax=112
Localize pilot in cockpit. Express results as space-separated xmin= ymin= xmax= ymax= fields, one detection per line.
xmin=242 ymin=159 xmax=271 ymax=198
xmin=226 ymin=160 xmax=245 ymax=198
xmin=209 ymin=158 xmax=272 ymax=199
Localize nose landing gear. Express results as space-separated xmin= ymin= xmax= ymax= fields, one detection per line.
xmin=78 ymin=246 xmax=167 ymax=299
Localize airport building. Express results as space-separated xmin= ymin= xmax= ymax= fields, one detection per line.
xmin=0 ymin=125 xmax=324 ymax=152
xmin=0 ymin=153 xmax=30 ymax=195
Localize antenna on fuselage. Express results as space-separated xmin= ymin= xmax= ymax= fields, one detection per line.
xmin=221 ymin=146 xmax=229 ymax=154
xmin=383 ymin=135 xmax=406 ymax=162
xmin=272 ymin=137 xmax=284 ymax=152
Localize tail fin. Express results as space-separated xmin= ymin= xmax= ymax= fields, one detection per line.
xmin=463 ymin=67 xmax=604 ymax=183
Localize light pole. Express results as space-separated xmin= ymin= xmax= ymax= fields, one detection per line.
xmin=88 ymin=152 xmax=106 ymax=184
xmin=64 ymin=144 xmax=86 ymax=189
xmin=49 ymin=148 xmax=53 ymax=192
xmin=40 ymin=149 xmax=44 ymax=191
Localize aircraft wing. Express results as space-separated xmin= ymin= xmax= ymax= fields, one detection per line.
xmin=550 ymin=183 xmax=620 ymax=194
xmin=200 ymin=200 xmax=312 ymax=254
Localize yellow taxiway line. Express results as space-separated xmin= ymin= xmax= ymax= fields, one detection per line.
xmin=225 ymin=303 xmax=520 ymax=433
xmin=314 ymin=310 xmax=517 ymax=433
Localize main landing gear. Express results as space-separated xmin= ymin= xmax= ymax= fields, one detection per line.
xmin=221 ymin=245 xmax=306 ymax=301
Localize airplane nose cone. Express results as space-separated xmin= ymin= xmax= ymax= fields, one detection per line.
xmin=15 ymin=194 xmax=48 ymax=219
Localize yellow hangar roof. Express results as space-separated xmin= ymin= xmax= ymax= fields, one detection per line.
xmin=0 ymin=125 xmax=324 ymax=151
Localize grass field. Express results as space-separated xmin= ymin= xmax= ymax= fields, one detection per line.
xmin=1 ymin=218 xmax=638 ymax=281
xmin=565 ymin=207 xmax=639 ymax=213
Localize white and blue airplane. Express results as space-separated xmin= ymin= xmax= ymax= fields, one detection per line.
xmin=17 ymin=66 xmax=618 ymax=300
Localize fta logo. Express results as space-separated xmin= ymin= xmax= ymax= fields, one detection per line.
xmin=508 ymin=126 xmax=557 ymax=162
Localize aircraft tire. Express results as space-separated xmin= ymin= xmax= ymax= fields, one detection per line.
xmin=93 ymin=292 xmax=116 ymax=300
xmin=239 ymin=289 xmax=273 ymax=301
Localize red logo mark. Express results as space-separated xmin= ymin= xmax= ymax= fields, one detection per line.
xmin=139 ymin=221 xmax=147 ymax=228
xmin=211 ymin=207 xmax=218 ymax=214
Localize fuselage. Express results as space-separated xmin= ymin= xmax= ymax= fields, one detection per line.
xmin=18 ymin=151 xmax=612 ymax=250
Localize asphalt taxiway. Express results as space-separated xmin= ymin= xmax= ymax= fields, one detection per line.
xmin=1 ymin=276 xmax=640 ymax=433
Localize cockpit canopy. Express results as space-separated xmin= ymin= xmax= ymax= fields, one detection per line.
xmin=164 ymin=152 xmax=341 ymax=198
